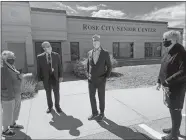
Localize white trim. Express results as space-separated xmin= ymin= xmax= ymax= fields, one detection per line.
xmin=139 ymin=124 xmax=183 ymax=140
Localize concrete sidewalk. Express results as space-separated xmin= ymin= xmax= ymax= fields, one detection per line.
xmin=2 ymin=80 xmax=186 ymax=139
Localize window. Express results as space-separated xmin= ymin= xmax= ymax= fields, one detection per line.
xmin=145 ymin=42 xmax=162 ymax=58
xmin=113 ymin=42 xmax=133 ymax=58
xmin=70 ymin=42 xmax=79 ymax=61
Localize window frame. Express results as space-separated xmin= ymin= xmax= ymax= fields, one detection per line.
xmin=113 ymin=42 xmax=134 ymax=59
xmin=70 ymin=42 xmax=80 ymax=61
xmin=144 ymin=42 xmax=162 ymax=58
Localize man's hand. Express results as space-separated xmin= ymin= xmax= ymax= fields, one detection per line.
xmin=162 ymin=86 xmax=171 ymax=97
xmin=156 ymin=83 xmax=161 ymax=90
xmin=59 ymin=77 xmax=63 ymax=82
xmin=18 ymin=73 xmax=24 ymax=80
xmin=87 ymin=74 xmax=91 ymax=80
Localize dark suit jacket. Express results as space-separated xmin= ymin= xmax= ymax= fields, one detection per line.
xmin=87 ymin=48 xmax=112 ymax=83
xmin=158 ymin=43 xmax=186 ymax=87
xmin=37 ymin=52 xmax=62 ymax=82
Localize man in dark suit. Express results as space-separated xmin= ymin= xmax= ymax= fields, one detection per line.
xmin=37 ymin=41 xmax=63 ymax=114
xmin=87 ymin=34 xmax=112 ymax=122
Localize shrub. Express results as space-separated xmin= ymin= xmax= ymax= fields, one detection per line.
xmin=73 ymin=54 xmax=118 ymax=79
xmin=73 ymin=58 xmax=88 ymax=79
xmin=21 ymin=73 xmax=38 ymax=100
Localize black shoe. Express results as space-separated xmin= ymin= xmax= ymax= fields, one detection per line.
xmin=161 ymin=134 xmax=178 ymax=140
xmin=88 ymin=114 xmax=98 ymax=120
xmin=56 ymin=107 xmax=62 ymax=113
xmin=162 ymin=128 xmax=180 ymax=135
xmin=10 ymin=123 xmax=24 ymax=129
xmin=96 ymin=113 xmax=105 ymax=122
xmin=2 ymin=129 xmax=16 ymax=137
xmin=46 ymin=108 xmax=52 ymax=113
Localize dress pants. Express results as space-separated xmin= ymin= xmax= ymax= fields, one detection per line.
xmin=43 ymin=74 xmax=60 ymax=109
xmin=88 ymin=79 xmax=106 ymax=115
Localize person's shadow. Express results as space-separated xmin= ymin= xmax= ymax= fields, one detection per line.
xmin=4 ymin=129 xmax=32 ymax=140
xmin=97 ymin=118 xmax=152 ymax=140
xmin=49 ymin=109 xmax=83 ymax=136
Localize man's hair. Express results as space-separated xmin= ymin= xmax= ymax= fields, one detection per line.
xmin=92 ymin=34 xmax=101 ymax=41
xmin=163 ymin=30 xmax=181 ymax=42
xmin=41 ymin=41 xmax=51 ymax=48
xmin=1 ymin=50 xmax=16 ymax=60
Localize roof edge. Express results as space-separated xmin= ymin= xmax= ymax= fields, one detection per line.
xmin=168 ymin=27 xmax=184 ymax=30
xmin=31 ymin=7 xmax=66 ymax=14
xmin=67 ymin=15 xmax=168 ymax=24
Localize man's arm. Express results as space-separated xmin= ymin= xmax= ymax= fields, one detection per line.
xmin=164 ymin=50 xmax=186 ymax=86
xmin=105 ymin=52 xmax=112 ymax=78
xmin=87 ymin=52 xmax=89 ymax=73
xmin=57 ymin=54 xmax=63 ymax=78
xmin=36 ymin=56 xmax=42 ymax=81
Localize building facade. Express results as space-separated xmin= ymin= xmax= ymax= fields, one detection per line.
xmin=1 ymin=2 xmax=184 ymax=73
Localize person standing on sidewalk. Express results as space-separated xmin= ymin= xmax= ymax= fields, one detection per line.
xmin=37 ymin=41 xmax=63 ymax=114
xmin=1 ymin=50 xmax=24 ymax=138
xmin=87 ymin=34 xmax=112 ymax=122
xmin=156 ymin=30 xmax=186 ymax=140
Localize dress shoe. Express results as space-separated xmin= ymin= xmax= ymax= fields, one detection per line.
xmin=10 ymin=123 xmax=24 ymax=129
xmin=46 ymin=108 xmax=52 ymax=113
xmin=56 ymin=107 xmax=62 ymax=113
xmin=161 ymin=134 xmax=178 ymax=140
xmin=88 ymin=114 xmax=98 ymax=120
xmin=96 ymin=113 xmax=105 ymax=122
xmin=162 ymin=128 xmax=180 ymax=135
xmin=2 ymin=129 xmax=16 ymax=137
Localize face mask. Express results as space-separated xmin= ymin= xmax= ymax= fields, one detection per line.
xmin=93 ymin=41 xmax=100 ymax=49
xmin=45 ymin=47 xmax=52 ymax=54
xmin=163 ymin=40 xmax=172 ymax=48
xmin=6 ymin=59 xmax=15 ymax=65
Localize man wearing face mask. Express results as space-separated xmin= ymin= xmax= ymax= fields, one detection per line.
xmin=37 ymin=41 xmax=63 ymax=114
xmin=1 ymin=50 xmax=24 ymax=137
xmin=156 ymin=30 xmax=186 ymax=140
xmin=87 ymin=34 xmax=112 ymax=122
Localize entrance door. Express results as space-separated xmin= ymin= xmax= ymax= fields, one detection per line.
xmin=7 ymin=42 xmax=27 ymax=72
xmin=35 ymin=42 xmax=62 ymax=64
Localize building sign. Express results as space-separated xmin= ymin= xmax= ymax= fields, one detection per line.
xmin=83 ymin=24 xmax=156 ymax=33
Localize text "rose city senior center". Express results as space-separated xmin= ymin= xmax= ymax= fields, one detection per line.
xmin=83 ymin=24 xmax=156 ymax=32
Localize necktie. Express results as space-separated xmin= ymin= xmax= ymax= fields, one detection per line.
xmin=48 ymin=54 xmax=51 ymax=64
xmin=47 ymin=54 xmax=53 ymax=74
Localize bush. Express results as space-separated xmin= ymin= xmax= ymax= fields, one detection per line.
xmin=73 ymin=58 xmax=88 ymax=79
xmin=73 ymin=54 xmax=118 ymax=79
xmin=21 ymin=73 xmax=38 ymax=100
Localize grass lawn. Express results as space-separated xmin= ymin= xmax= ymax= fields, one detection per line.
xmin=106 ymin=64 xmax=161 ymax=90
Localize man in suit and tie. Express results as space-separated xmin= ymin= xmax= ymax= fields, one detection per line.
xmin=87 ymin=34 xmax=112 ymax=122
xmin=37 ymin=41 xmax=63 ymax=114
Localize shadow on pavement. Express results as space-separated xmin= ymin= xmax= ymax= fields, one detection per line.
xmin=97 ymin=118 xmax=152 ymax=140
xmin=4 ymin=130 xmax=32 ymax=140
xmin=49 ymin=109 xmax=83 ymax=136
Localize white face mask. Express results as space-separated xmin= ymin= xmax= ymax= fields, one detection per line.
xmin=45 ymin=47 xmax=52 ymax=54
xmin=93 ymin=41 xmax=100 ymax=49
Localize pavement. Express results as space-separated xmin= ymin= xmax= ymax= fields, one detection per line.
xmin=1 ymin=80 xmax=186 ymax=140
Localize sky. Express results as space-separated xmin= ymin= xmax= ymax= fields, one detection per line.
xmin=30 ymin=1 xmax=185 ymax=45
